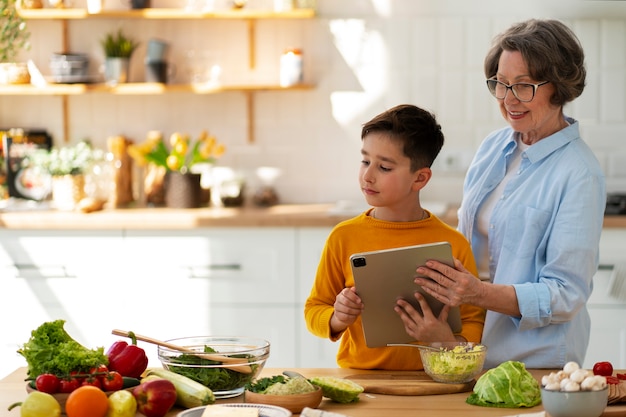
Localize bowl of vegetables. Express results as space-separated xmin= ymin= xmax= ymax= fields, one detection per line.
xmin=245 ymin=374 xmax=323 ymax=413
xmin=157 ymin=336 xmax=270 ymax=399
xmin=418 ymin=342 xmax=487 ymax=384
xmin=540 ymin=361 xmax=609 ymax=417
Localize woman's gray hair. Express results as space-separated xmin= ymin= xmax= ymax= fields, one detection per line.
xmin=484 ymin=19 xmax=586 ymax=106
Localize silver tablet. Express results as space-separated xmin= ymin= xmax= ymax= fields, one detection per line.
xmin=350 ymin=241 xmax=462 ymax=348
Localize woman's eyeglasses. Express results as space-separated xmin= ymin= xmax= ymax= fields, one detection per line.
xmin=486 ymin=79 xmax=549 ymax=102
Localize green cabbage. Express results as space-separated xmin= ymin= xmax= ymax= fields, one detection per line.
xmin=466 ymin=361 xmax=541 ymax=408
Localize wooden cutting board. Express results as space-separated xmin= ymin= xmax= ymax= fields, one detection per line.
xmin=345 ymin=372 xmax=475 ymax=396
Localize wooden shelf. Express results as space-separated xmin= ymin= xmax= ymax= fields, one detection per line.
xmin=0 ymin=82 xmax=314 ymax=95
xmin=13 ymin=8 xmax=316 ymax=143
xmin=18 ymin=8 xmax=316 ymax=20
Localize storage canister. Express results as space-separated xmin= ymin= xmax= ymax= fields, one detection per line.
xmin=280 ymin=48 xmax=303 ymax=87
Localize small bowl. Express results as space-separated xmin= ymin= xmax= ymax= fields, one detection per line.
xmin=158 ymin=336 xmax=270 ymax=399
xmin=244 ymin=386 xmax=323 ymax=413
xmin=25 ymin=383 xmax=139 ymax=414
xmin=418 ymin=342 xmax=487 ymax=384
xmin=541 ymin=387 xmax=608 ymax=417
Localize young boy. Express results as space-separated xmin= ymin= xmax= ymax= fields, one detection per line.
xmin=304 ymin=104 xmax=485 ymax=370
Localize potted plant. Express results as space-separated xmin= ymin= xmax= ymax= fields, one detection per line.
xmin=100 ymin=28 xmax=138 ymax=85
xmin=23 ymin=141 xmax=105 ymax=210
xmin=0 ymin=0 xmax=31 ymax=84
xmin=128 ymin=130 xmax=226 ymax=208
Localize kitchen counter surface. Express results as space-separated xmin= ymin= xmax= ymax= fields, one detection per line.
xmin=1 ymin=367 xmax=625 ymax=417
xmin=1 ymin=202 xmax=626 ymax=229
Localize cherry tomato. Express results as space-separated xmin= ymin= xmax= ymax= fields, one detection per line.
xmin=89 ymin=364 xmax=109 ymax=376
xmin=81 ymin=375 xmax=102 ymax=389
xmin=35 ymin=373 xmax=60 ymax=394
xmin=100 ymin=371 xmax=124 ymax=391
xmin=59 ymin=377 xmax=81 ymax=393
xmin=593 ymin=361 xmax=614 ymax=377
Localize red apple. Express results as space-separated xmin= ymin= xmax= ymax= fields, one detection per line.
xmin=132 ymin=379 xmax=177 ymax=417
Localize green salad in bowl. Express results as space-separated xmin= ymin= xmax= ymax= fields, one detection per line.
xmin=418 ymin=342 xmax=487 ymax=384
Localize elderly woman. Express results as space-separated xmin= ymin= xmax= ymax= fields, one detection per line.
xmin=400 ymin=19 xmax=606 ymax=368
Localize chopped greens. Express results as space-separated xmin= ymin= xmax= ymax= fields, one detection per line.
xmin=246 ymin=375 xmax=287 ymax=393
xmin=166 ymin=346 xmax=257 ymax=391
xmin=18 ymin=320 xmax=108 ymax=378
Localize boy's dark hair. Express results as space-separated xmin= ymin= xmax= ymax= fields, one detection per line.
xmin=361 ymin=104 xmax=444 ymax=171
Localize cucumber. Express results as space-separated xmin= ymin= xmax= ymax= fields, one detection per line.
xmin=122 ymin=376 xmax=141 ymax=389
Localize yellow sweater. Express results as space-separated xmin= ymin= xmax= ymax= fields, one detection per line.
xmin=304 ymin=209 xmax=485 ymax=370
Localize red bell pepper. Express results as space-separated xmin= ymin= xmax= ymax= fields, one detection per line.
xmin=106 ymin=331 xmax=148 ymax=378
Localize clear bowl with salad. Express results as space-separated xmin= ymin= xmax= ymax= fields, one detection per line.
xmin=418 ymin=342 xmax=487 ymax=384
xmin=158 ymin=336 xmax=270 ymax=398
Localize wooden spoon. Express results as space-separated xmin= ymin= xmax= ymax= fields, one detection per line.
xmin=112 ymin=329 xmax=253 ymax=374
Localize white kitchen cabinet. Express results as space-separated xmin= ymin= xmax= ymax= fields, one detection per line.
xmin=584 ymin=228 xmax=626 ymax=369
xmin=0 ymin=230 xmax=124 ymax=378
xmin=296 ymin=227 xmax=339 ymax=368
xmin=120 ymin=228 xmax=298 ymax=367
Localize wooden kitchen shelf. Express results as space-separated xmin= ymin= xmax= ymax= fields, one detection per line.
xmin=0 ymin=83 xmax=314 ymax=96
xmin=18 ymin=8 xmax=315 ymax=20
xmin=13 ymin=7 xmax=315 ymax=143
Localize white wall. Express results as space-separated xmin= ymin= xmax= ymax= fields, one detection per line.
xmin=3 ymin=0 xmax=626 ymax=205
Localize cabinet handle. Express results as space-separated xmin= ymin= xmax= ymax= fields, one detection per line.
xmin=598 ymin=264 xmax=614 ymax=271
xmin=13 ymin=264 xmax=75 ymax=278
xmin=186 ymin=264 xmax=242 ymax=278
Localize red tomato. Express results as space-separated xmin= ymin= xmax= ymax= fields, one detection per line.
xmin=606 ymin=375 xmax=620 ymax=385
xmin=81 ymin=375 xmax=102 ymax=389
xmin=35 ymin=373 xmax=60 ymax=394
xmin=593 ymin=361 xmax=614 ymax=377
xmin=100 ymin=371 xmax=124 ymax=391
xmin=90 ymin=364 xmax=109 ymax=376
xmin=59 ymin=377 xmax=81 ymax=393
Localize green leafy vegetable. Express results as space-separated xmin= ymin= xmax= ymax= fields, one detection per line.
xmin=246 ymin=375 xmax=287 ymax=393
xmin=166 ymin=346 xmax=257 ymax=391
xmin=18 ymin=320 xmax=108 ymax=379
xmin=466 ymin=361 xmax=541 ymax=408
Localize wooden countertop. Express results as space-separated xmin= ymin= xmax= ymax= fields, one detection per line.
xmin=1 ymin=202 xmax=625 ymax=230
xmin=1 ymin=367 xmax=624 ymax=417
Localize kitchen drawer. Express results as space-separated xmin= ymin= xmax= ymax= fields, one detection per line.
xmin=122 ymin=228 xmax=297 ymax=304
xmin=0 ymin=230 xmax=124 ymax=275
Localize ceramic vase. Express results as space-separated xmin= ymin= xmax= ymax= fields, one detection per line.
xmin=51 ymin=174 xmax=85 ymax=211
xmin=165 ymin=171 xmax=202 ymax=208
xmin=104 ymin=57 xmax=130 ymax=85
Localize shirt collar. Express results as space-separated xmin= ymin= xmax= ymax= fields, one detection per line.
xmin=511 ymin=116 xmax=579 ymax=164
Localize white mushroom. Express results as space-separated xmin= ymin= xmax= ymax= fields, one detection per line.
xmin=590 ymin=375 xmax=607 ymax=391
xmin=542 ymin=373 xmax=559 ymax=386
xmin=560 ymin=377 xmax=572 ymax=389
xmin=545 ymin=381 xmax=562 ymax=391
xmin=563 ymin=380 xmax=581 ymax=392
xmin=555 ymin=370 xmax=569 ymax=381
xmin=570 ymin=368 xmax=588 ymax=383
xmin=563 ymin=361 xmax=580 ymax=375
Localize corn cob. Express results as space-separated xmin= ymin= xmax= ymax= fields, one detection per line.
xmin=146 ymin=368 xmax=215 ymax=407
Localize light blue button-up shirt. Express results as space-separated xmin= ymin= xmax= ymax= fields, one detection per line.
xmin=458 ymin=117 xmax=606 ymax=369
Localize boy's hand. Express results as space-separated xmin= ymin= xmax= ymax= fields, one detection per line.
xmin=330 ymin=287 xmax=364 ymax=334
xmin=394 ymin=292 xmax=456 ymax=342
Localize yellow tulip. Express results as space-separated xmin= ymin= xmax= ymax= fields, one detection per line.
xmin=166 ymin=154 xmax=181 ymax=171
xmin=213 ymin=143 xmax=226 ymax=158
xmin=169 ymin=132 xmax=184 ymax=147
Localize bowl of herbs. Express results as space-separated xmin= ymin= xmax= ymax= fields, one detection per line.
xmin=157 ymin=336 xmax=270 ymax=399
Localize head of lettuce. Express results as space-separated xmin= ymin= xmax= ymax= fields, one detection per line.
xmin=466 ymin=361 xmax=541 ymax=408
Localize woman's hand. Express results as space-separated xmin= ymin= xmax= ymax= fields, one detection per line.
xmin=414 ymin=258 xmax=483 ymax=307
xmin=330 ymin=287 xmax=364 ymax=335
xmin=394 ymin=292 xmax=456 ymax=342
